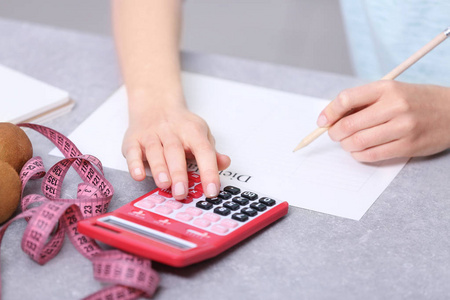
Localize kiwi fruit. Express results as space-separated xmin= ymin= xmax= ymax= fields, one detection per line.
xmin=0 ymin=122 xmax=33 ymax=223
xmin=0 ymin=122 xmax=33 ymax=173
xmin=0 ymin=160 xmax=22 ymax=223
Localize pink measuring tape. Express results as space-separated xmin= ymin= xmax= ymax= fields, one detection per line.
xmin=0 ymin=123 xmax=159 ymax=299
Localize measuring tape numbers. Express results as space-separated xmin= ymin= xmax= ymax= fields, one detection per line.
xmin=0 ymin=123 xmax=159 ymax=300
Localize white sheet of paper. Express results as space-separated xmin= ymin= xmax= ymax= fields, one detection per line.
xmin=50 ymin=72 xmax=407 ymax=220
xmin=0 ymin=64 xmax=70 ymax=123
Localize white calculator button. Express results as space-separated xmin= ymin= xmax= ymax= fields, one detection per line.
xmin=165 ymin=200 xmax=183 ymax=210
xmin=135 ymin=200 xmax=155 ymax=210
xmin=147 ymin=194 xmax=166 ymax=204
xmin=193 ymin=218 xmax=211 ymax=228
xmin=185 ymin=207 xmax=203 ymax=217
xmin=175 ymin=212 xmax=193 ymax=222
xmin=155 ymin=205 xmax=173 ymax=215
xmin=211 ymin=224 xmax=229 ymax=234
xmin=203 ymin=213 xmax=221 ymax=222
xmin=220 ymin=219 xmax=239 ymax=229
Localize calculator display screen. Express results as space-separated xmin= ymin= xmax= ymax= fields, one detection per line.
xmin=98 ymin=216 xmax=197 ymax=250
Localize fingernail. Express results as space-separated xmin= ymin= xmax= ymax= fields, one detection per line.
xmin=173 ymin=182 xmax=185 ymax=196
xmin=133 ymin=168 xmax=142 ymax=177
xmin=317 ymin=114 xmax=328 ymax=127
xmin=158 ymin=172 xmax=169 ymax=183
xmin=206 ymin=183 xmax=218 ymax=197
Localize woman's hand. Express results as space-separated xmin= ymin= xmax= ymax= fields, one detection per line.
xmin=317 ymin=81 xmax=450 ymax=162
xmin=122 ymin=101 xmax=231 ymax=200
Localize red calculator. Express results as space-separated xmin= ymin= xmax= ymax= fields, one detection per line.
xmin=78 ymin=172 xmax=289 ymax=267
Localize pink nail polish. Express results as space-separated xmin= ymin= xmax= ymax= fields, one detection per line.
xmin=158 ymin=172 xmax=169 ymax=183
xmin=173 ymin=182 xmax=185 ymax=196
xmin=317 ymin=114 xmax=328 ymax=127
xmin=206 ymin=183 xmax=218 ymax=197
xmin=134 ymin=168 xmax=142 ymax=177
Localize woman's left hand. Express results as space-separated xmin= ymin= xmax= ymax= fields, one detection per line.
xmin=316 ymin=81 xmax=450 ymax=162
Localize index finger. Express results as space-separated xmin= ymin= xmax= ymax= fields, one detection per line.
xmin=190 ymin=134 xmax=221 ymax=198
xmin=317 ymin=81 xmax=385 ymax=127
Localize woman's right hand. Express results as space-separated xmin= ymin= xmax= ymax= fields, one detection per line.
xmin=122 ymin=100 xmax=231 ymax=201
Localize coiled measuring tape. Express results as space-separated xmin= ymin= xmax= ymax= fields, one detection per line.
xmin=0 ymin=123 xmax=159 ymax=299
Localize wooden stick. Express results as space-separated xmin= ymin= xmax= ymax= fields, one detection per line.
xmin=293 ymin=27 xmax=450 ymax=152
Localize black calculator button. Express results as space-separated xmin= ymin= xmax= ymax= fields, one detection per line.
xmin=223 ymin=201 xmax=240 ymax=211
xmin=232 ymin=196 xmax=249 ymax=206
xmin=206 ymin=197 xmax=222 ymax=205
xmin=241 ymin=207 xmax=258 ymax=217
xmin=241 ymin=191 xmax=258 ymax=200
xmin=214 ymin=207 xmax=231 ymax=216
xmin=218 ymin=191 xmax=232 ymax=200
xmin=250 ymin=202 xmax=267 ymax=212
xmin=196 ymin=201 xmax=213 ymax=210
xmin=224 ymin=186 xmax=241 ymax=195
xmin=232 ymin=213 xmax=249 ymax=222
xmin=259 ymin=197 xmax=276 ymax=206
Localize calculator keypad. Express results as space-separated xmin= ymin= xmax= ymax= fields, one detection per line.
xmin=133 ymin=172 xmax=278 ymax=235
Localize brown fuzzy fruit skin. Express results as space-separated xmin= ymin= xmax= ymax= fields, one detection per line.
xmin=0 ymin=122 xmax=33 ymax=173
xmin=0 ymin=160 xmax=22 ymax=223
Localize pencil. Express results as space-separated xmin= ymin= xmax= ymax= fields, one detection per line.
xmin=293 ymin=27 xmax=450 ymax=152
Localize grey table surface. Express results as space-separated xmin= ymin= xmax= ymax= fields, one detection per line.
xmin=1 ymin=18 xmax=450 ymax=300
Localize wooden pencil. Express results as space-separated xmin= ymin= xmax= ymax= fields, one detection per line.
xmin=293 ymin=27 xmax=450 ymax=152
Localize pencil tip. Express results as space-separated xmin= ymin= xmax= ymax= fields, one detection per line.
xmin=293 ymin=143 xmax=303 ymax=152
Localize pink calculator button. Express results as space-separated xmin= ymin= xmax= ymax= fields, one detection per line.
xmin=175 ymin=212 xmax=193 ymax=222
xmin=193 ymin=218 xmax=211 ymax=228
xmin=185 ymin=207 xmax=203 ymax=217
xmin=135 ymin=200 xmax=155 ymax=210
xmin=211 ymin=224 xmax=229 ymax=234
xmin=154 ymin=205 xmax=173 ymax=215
xmin=220 ymin=219 xmax=238 ymax=229
xmin=203 ymin=213 xmax=221 ymax=222
xmin=165 ymin=200 xmax=183 ymax=210
xmin=147 ymin=194 xmax=166 ymax=204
